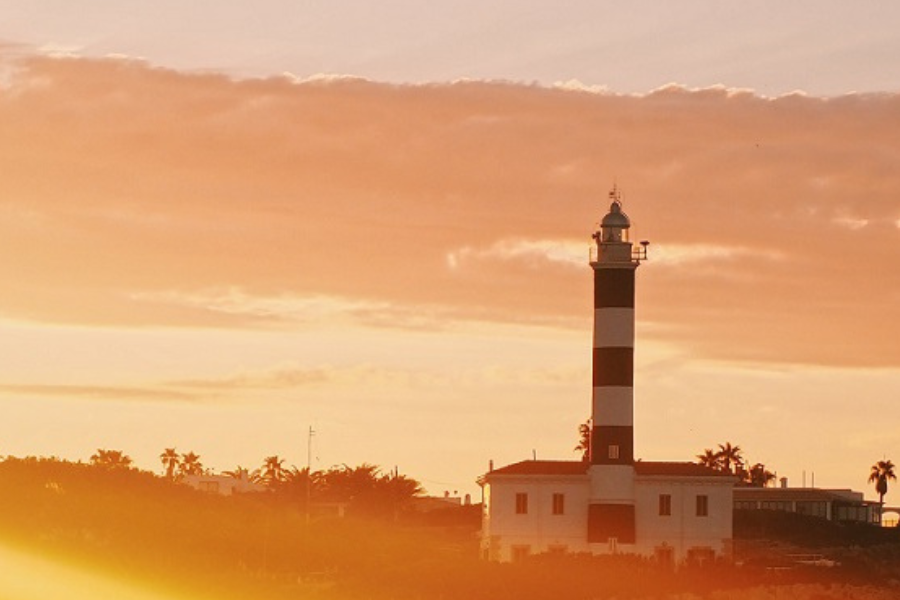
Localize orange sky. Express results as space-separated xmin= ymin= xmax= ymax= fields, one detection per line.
xmin=1 ymin=50 xmax=899 ymax=497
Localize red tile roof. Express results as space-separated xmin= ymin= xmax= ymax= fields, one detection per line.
xmin=635 ymin=461 xmax=733 ymax=478
xmin=483 ymin=460 xmax=731 ymax=479
xmin=485 ymin=460 xmax=589 ymax=477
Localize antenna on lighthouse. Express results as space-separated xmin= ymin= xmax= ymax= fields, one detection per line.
xmin=609 ymin=183 xmax=621 ymax=203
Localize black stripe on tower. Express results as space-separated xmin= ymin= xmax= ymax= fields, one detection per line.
xmin=592 ymin=347 xmax=633 ymax=386
xmin=594 ymin=268 xmax=635 ymax=309
xmin=590 ymin=425 xmax=634 ymax=465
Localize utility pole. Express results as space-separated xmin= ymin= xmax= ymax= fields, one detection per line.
xmin=305 ymin=426 xmax=315 ymax=525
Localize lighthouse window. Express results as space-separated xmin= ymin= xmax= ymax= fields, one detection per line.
xmin=659 ymin=494 xmax=672 ymax=516
xmin=515 ymin=493 xmax=529 ymax=514
xmin=552 ymin=493 xmax=565 ymax=515
xmin=696 ymin=495 xmax=709 ymax=517
xmin=608 ymin=445 xmax=620 ymax=460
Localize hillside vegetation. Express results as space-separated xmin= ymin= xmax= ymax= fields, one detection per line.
xmin=1 ymin=456 xmax=899 ymax=600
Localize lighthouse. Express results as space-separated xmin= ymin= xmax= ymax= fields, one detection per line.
xmin=587 ymin=186 xmax=647 ymax=549
xmin=478 ymin=185 xmax=733 ymax=563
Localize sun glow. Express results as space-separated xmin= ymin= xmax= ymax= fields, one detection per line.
xmin=0 ymin=541 xmax=189 ymax=600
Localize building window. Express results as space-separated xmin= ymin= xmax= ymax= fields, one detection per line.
xmin=552 ymin=493 xmax=565 ymax=515
xmin=696 ymin=494 xmax=709 ymax=517
xmin=608 ymin=445 xmax=620 ymax=460
xmin=511 ymin=545 xmax=530 ymax=562
xmin=659 ymin=494 xmax=672 ymax=516
xmin=515 ymin=492 xmax=528 ymax=514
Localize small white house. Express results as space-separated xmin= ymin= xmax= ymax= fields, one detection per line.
xmin=181 ymin=473 xmax=265 ymax=496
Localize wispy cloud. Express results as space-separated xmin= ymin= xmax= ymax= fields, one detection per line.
xmin=130 ymin=289 xmax=387 ymax=323
xmin=446 ymin=238 xmax=585 ymax=270
xmin=649 ymin=243 xmax=784 ymax=267
xmin=0 ymin=383 xmax=196 ymax=403
xmin=167 ymin=362 xmax=450 ymax=392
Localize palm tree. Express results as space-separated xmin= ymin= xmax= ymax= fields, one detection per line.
xmin=869 ymin=459 xmax=897 ymax=514
xmin=696 ymin=448 xmax=719 ymax=470
xmin=260 ymin=455 xmax=287 ymax=487
xmin=716 ymin=443 xmax=744 ymax=475
xmin=90 ymin=449 xmax=133 ymax=470
xmin=378 ymin=470 xmax=425 ymax=520
xmin=747 ymin=463 xmax=776 ymax=487
xmin=320 ymin=463 xmax=380 ymax=501
xmin=281 ymin=466 xmax=320 ymax=491
xmin=179 ymin=451 xmax=203 ymax=477
xmin=574 ymin=418 xmax=591 ymax=462
xmin=223 ymin=466 xmax=254 ymax=481
xmin=160 ymin=448 xmax=180 ymax=480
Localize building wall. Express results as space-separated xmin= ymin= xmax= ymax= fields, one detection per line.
xmin=482 ymin=476 xmax=591 ymax=561
xmin=483 ymin=474 xmax=733 ymax=563
xmin=634 ymin=476 xmax=733 ymax=562
xmin=181 ymin=474 xmax=264 ymax=495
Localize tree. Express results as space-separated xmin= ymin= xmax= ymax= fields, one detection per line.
xmin=260 ymin=455 xmax=287 ymax=488
xmin=179 ymin=451 xmax=203 ymax=477
xmin=747 ymin=463 xmax=776 ymax=487
xmin=869 ymin=459 xmax=897 ymax=510
xmin=696 ymin=448 xmax=718 ymax=469
xmin=320 ymin=464 xmax=380 ymax=502
xmin=223 ymin=466 xmax=260 ymax=482
xmin=160 ymin=448 xmax=180 ymax=480
xmin=715 ymin=442 xmax=744 ymax=475
xmin=697 ymin=442 xmax=776 ymax=488
xmin=279 ymin=466 xmax=321 ymax=494
xmin=575 ymin=418 xmax=591 ymax=462
xmin=377 ymin=470 xmax=425 ymax=520
xmin=90 ymin=449 xmax=133 ymax=470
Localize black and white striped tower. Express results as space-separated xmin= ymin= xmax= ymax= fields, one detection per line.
xmin=586 ymin=186 xmax=647 ymax=549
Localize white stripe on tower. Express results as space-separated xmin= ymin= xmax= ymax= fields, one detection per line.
xmin=592 ymin=306 xmax=634 ymax=427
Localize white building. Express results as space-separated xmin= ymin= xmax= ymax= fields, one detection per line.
xmin=479 ymin=189 xmax=735 ymax=563
xmin=182 ymin=473 xmax=265 ymax=495
xmin=734 ymin=486 xmax=879 ymax=524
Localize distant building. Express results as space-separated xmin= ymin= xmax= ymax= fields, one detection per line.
xmin=734 ymin=486 xmax=880 ymax=524
xmin=181 ymin=473 xmax=265 ymax=496
xmin=479 ymin=190 xmax=735 ymax=564
xmin=411 ymin=492 xmax=470 ymax=513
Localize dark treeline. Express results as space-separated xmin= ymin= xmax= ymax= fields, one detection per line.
xmin=696 ymin=442 xmax=778 ymax=487
xmin=1 ymin=455 xmax=900 ymax=600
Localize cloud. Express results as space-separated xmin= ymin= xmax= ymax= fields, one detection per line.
xmin=167 ymin=362 xmax=446 ymax=392
xmin=649 ymin=244 xmax=784 ymax=267
xmin=0 ymin=383 xmax=196 ymax=403
xmin=36 ymin=43 xmax=85 ymax=58
xmin=446 ymin=238 xmax=585 ymax=270
xmin=129 ymin=288 xmax=464 ymax=331
xmin=1 ymin=50 xmax=899 ymax=367
xmin=130 ymin=289 xmax=390 ymax=324
xmin=0 ymin=363 xmax=453 ymax=404
xmin=552 ymin=79 xmax=610 ymax=95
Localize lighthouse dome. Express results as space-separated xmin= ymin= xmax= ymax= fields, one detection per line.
xmin=601 ymin=201 xmax=631 ymax=229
